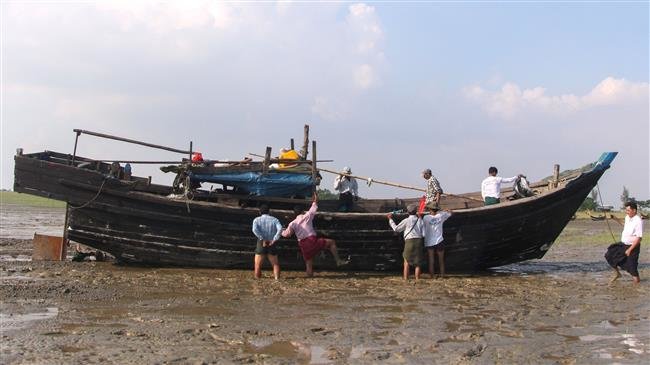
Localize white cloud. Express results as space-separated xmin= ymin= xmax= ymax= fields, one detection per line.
xmin=347 ymin=3 xmax=383 ymax=54
xmin=97 ymin=1 xmax=236 ymax=32
xmin=354 ymin=64 xmax=375 ymax=89
xmin=463 ymin=77 xmax=649 ymax=119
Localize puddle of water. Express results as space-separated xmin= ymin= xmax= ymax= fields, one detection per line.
xmin=0 ymin=255 xmax=32 ymax=262
xmin=0 ymin=307 xmax=59 ymax=331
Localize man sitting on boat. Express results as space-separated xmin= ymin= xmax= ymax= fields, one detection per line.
xmin=481 ymin=166 xmax=523 ymax=206
xmin=281 ymin=192 xmax=349 ymax=277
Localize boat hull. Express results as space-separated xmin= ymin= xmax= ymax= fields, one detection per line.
xmin=13 ymin=151 xmax=613 ymax=271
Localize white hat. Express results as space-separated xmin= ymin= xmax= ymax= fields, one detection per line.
xmin=342 ymin=166 xmax=351 ymax=174
xmin=280 ymin=147 xmax=290 ymax=153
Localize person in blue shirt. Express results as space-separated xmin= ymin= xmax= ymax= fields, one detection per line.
xmin=252 ymin=205 xmax=283 ymax=280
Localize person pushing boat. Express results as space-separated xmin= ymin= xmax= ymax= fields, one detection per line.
xmin=282 ymin=192 xmax=349 ymax=277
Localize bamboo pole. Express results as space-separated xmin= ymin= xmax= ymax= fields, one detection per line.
xmin=247 ymin=152 xmax=332 ymax=163
xmin=319 ymin=167 xmax=483 ymax=202
xmin=319 ymin=167 xmax=425 ymax=192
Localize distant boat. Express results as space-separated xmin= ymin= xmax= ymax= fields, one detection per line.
xmin=13 ymin=130 xmax=618 ymax=272
xmin=587 ymin=210 xmax=606 ymax=221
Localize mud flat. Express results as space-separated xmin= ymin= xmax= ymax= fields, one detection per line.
xmin=1 ymin=205 xmax=648 ymax=364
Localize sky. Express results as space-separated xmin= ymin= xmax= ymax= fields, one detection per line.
xmin=1 ymin=1 xmax=648 ymax=207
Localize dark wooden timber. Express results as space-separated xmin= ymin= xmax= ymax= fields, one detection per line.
xmin=73 ymin=129 xmax=191 ymax=155
xmin=13 ymin=150 xmax=616 ymax=272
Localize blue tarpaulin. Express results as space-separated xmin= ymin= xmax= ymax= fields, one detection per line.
xmin=189 ymin=171 xmax=314 ymax=197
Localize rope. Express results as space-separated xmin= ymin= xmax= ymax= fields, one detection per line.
xmin=596 ymin=183 xmax=617 ymax=243
xmin=69 ymin=178 xmax=108 ymax=210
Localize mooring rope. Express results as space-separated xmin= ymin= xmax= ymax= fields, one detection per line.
xmin=68 ymin=177 xmax=108 ymax=210
xmin=596 ymin=183 xmax=618 ymax=243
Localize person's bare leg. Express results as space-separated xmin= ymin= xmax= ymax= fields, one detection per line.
xmin=438 ymin=249 xmax=445 ymax=278
xmin=254 ymin=254 xmax=264 ymax=279
xmin=326 ymin=239 xmax=348 ymax=266
xmin=305 ymin=259 xmax=314 ymax=277
xmin=427 ymin=248 xmax=435 ymax=278
xmin=403 ymin=260 xmax=409 ymax=280
xmin=268 ymin=255 xmax=280 ymax=280
xmin=610 ymin=267 xmax=621 ymax=283
xmin=414 ymin=266 xmax=421 ymax=281
xmin=632 ymin=275 xmax=640 ymax=284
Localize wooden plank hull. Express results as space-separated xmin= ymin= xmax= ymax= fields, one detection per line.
xmin=13 ymin=151 xmax=614 ymax=271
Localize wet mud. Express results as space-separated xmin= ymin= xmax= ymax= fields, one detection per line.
xmin=1 ymin=205 xmax=649 ymax=364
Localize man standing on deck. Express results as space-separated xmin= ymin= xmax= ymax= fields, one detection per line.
xmin=333 ymin=166 xmax=358 ymax=212
xmin=481 ymin=166 xmax=523 ymax=205
xmin=605 ymin=201 xmax=643 ymax=284
xmin=252 ymin=205 xmax=283 ymax=280
xmin=282 ymin=192 xmax=349 ymax=277
xmin=422 ymin=169 xmax=443 ymax=207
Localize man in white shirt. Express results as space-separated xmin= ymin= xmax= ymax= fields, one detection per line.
xmin=481 ymin=166 xmax=522 ymax=206
xmin=387 ymin=204 xmax=424 ymax=280
xmin=606 ymin=201 xmax=643 ymax=283
xmin=421 ymin=203 xmax=452 ymax=278
xmin=333 ymin=166 xmax=358 ymax=212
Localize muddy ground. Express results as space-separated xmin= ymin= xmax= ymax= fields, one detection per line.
xmin=1 ymin=206 xmax=649 ymax=364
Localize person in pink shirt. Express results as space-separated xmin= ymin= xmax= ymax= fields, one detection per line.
xmin=282 ymin=192 xmax=349 ymax=277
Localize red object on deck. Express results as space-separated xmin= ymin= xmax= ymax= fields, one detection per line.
xmin=417 ymin=196 xmax=426 ymax=214
xmin=191 ymin=152 xmax=203 ymax=162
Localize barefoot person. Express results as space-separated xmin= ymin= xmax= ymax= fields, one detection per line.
xmin=251 ymin=205 xmax=283 ymax=280
xmin=388 ymin=204 xmax=424 ymax=280
xmin=282 ymin=193 xmax=349 ymax=277
xmin=421 ymin=203 xmax=452 ymax=278
xmin=605 ymin=201 xmax=643 ymax=284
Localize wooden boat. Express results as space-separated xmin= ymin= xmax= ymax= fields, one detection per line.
xmin=12 ymin=130 xmax=618 ymax=272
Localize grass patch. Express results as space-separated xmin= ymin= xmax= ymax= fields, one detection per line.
xmin=0 ymin=191 xmax=66 ymax=208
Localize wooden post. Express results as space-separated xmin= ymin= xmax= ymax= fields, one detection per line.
xmin=61 ymin=203 xmax=70 ymax=253
xmin=290 ymin=138 xmax=294 ymax=150
xmin=553 ymin=164 xmax=560 ymax=188
xmin=189 ymin=141 xmax=193 ymax=163
xmin=263 ymin=146 xmax=272 ymax=175
xmin=300 ymin=124 xmax=309 ymax=159
xmin=71 ymin=130 xmax=81 ymax=165
xmin=311 ymin=141 xmax=317 ymax=191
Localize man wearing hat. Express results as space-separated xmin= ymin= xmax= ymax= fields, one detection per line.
xmin=422 ymin=168 xmax=443 ymax=207
xmin=421 ymin=202 xmax=452 ymax=278
xmin=333 ymin=166 xmax=359 ymax=212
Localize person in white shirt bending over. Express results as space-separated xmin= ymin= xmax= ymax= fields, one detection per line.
xmin=481 ymin=166 xmax=523 ymax=206
xmin=333 ymin=166 xmax=358 ymax=212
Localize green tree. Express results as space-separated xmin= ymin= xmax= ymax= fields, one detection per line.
xmin=317 ymin=188 xmax=338 ymax=200
xmin=579 ymin=196 xmax=597 ymax=211
xmin=620 ymin=186 xmax=629 ymax=208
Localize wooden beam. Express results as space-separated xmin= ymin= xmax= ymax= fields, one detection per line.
xmin=73 ymin=129 xmax=191 ymax=154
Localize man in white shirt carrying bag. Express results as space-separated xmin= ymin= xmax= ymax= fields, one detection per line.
xmin=606 ymin=201 xmax=643 ymax=284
